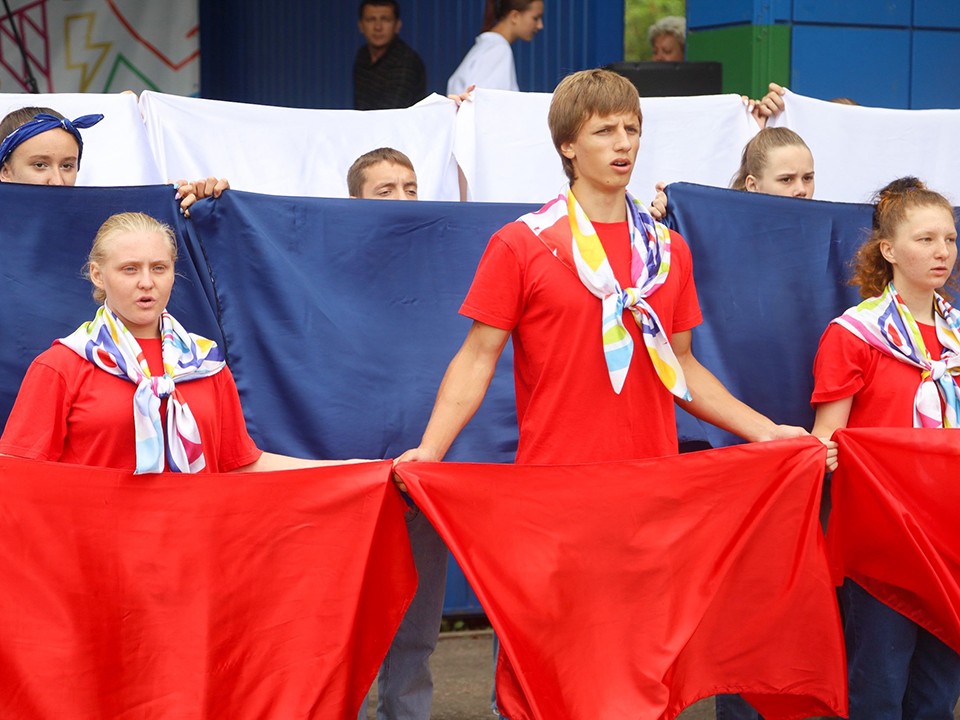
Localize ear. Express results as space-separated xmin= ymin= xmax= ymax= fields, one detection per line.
xmin=560 ymin=142 xmax=575 ymax=160
xmin=879 ymin=238 xmax=896 ymax=264
xmin=395 ymin=19 xmax=402 ymax=32
xmin=89 ymin=262 xmax=105 ymax=290
xmin=744 ymin=175 xmax=759 ymax=193
xmin=0 ymin=164 xmax=10 ymax=182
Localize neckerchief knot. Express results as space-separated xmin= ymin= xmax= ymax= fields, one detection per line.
xmin=930 ymin=360 xmax=948 ymax=381
xmin=151 ymin=375 xmax=177 ymax=399
xmin=619 ymin=287 xmax=642 ymax=310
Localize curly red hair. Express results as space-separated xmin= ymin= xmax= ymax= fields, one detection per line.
xmin=850 ymin=177 xmax=957 ymax=299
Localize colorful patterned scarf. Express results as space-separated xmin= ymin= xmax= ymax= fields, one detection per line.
xmin=519 ymin=188 xmax=689 ymax=398
xmin=0 ymin=112 xmax=103 ymax=168
xmin=58 ymin=305 xmax=226 ymax=473
xmin=833 ymin=282 xmax=960 ymax=428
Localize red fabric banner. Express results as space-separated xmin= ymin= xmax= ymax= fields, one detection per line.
xmin=398 ymin=437 xmax=846 ymax=720
xmin=0 ymin=457 xmax=416 ymax=720
xmin=828 ymin=427 xmax=960 ymax=653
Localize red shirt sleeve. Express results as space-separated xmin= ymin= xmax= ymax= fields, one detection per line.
xmin=213 ymin=366 xmax=262 ymax=472
xmin=0 ymin=356 xmax=70 ymax=461
xmin=459 ymin=231 xmax=524 ymax=331
xmin=811 ymin=323 xmax=872 ymax=405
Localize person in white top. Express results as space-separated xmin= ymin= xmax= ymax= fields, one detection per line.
xmin=446 ymin=0 xmax=544 ymax=95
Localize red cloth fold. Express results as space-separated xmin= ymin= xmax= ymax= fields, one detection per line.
xmin=0 ymin=457 xmax=416 ymax=719
xmin=398 ymin=437 xmax=847 ymax=720
xmin=828 ymin=427 xmax=960 ymax=653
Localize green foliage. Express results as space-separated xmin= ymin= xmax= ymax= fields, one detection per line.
xmin=624 ymin=0 xmax=686 ymax=61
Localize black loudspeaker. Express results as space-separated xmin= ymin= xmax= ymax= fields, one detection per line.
xmin=605 ymin=61 xmax=723 ymax=97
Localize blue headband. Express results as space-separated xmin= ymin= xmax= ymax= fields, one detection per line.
xmin=0 ymin=112 xmax=104 ymax=168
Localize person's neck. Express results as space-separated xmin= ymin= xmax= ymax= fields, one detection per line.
xmin=491 ymin=21 xmax=515 ymax=44
xmin=895 ymin=283 xmax=937 ymax=324
xmin=367 ymin=42 xmax=390 ymax=63
xmin=571 ymin=182 xmax=626 ymax=223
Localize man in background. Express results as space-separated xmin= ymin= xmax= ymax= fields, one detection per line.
xmin=354 ymin=1 xmax=427 ymax=110
xmin=347 ymin=147 xmax=418 ymax=200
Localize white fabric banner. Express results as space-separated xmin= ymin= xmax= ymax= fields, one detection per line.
xmin=139 ymin=91 xmax=461 ymax=200
xmin=454 ymin=87 xmax=759 ymax=204
xmin=4 ymin=84 xmax=960 ymax=205
xmin=0 ymin=91 xmax=162 ymax=185
xmin=0 ymin=0 xmax=198 ymax=96
xmin=770 ymin=89 xmax=960 ymax=203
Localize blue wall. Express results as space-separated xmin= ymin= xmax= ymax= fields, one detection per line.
xmin=199 ymin=0 xmax=625 ymax=109
xmin=687 ymin=0 xmax=960 ymax=109
xmin=687 ymin=0 xmax=791 ymax=26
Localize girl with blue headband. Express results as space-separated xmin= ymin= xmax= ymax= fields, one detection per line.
xmin=0 ymin=106 xmax=97 ymax=186
xmin=0 ymin=106 xmax=228 ymax=215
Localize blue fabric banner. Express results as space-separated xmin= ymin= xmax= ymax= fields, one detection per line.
xmin=666 ymin=182 xmax=869 ymax=447
xmin=183 ymin=191 xmax=529 ymax=463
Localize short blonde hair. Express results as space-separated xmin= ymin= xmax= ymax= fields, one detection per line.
xmin=85 ymin=212 xmax=177 ymax=303
xmin=548 ymin=69 xmax=641 ymax=182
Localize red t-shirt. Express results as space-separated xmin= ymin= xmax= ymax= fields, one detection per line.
xmin=811 ymin=321 xmax=944 ymax=428
xmin=0 ymin=339 xmax=261 ymax=472
xmin=461 ymin=219 xmax=702 ymax=464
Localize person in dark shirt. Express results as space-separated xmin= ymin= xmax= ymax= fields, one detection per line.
xmin=354 ymin=0 xmax=427 ymax=110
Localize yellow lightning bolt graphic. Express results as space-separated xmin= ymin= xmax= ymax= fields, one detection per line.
xmin=65 ymin=13 xmax=112 ymax=92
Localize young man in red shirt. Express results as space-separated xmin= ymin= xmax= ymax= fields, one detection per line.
xmin=394 ymin=68 xmax=834 ymax=719
xmin=396 ymin=68 xmax=815 ymax=472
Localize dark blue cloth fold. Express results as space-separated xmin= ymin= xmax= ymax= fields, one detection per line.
xmin=184 ymin=191 xmax=527 ymax=462
xmin=665 ymin=182 xmax=869 ymax=447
